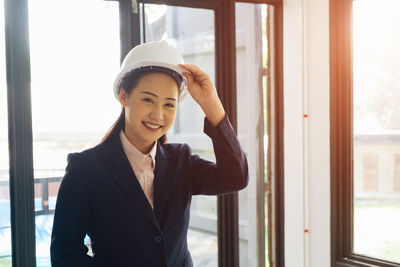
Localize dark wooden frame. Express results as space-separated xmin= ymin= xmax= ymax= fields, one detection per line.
xmin=271 ymin=2 xmax=285 ymax=267
xmin=271 ymin=3 xmax=284 ymax=267
xmin=330 ymin=0 xmax=400 ymax=266
xmin=5 ymin=0 xmax=36 ymax=266
xmin=4 ymin=0 xmax=283 ymax=266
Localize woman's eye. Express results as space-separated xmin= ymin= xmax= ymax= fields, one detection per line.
xmin=165 ymin=103 xmax=175 ymax=108
xmin=142 ymin=98 xmax=153 ymax=103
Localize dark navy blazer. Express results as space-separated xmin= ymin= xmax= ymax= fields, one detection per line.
xmin=50 ymin=115 xmax=248 ymax=267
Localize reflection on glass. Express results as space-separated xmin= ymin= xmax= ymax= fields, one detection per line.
xmin=0 ymin=1 xmax=12 ymax=266
xmin=235 ymin=3 xmax=269 ymax=267
xmin=144 ymin=4 xmax=218 ymax=265
xmin=28 ymin=0 xmax=120 ymax=265
xmin=353 ymin=0 xmax=400 ymax=263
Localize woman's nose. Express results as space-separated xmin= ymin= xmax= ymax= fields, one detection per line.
xmin=149 ymin=105 xmax=164 ymax=121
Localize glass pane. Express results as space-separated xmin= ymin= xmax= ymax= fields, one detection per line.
xmin=353 ymin=0 xmax=400 ymax=263
xmin=0 ymin=1 xmax=12 ymax=265
xmin=235 ymin=3 xmax=269 ymax=267
xmin=28 ymin=0 xmax=120 ymax=265
xmin=143 ymin=4 xmax=218 ymax=266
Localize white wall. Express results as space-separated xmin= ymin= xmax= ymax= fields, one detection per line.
xmin=283 ymin=0 xmax=330 ymax=266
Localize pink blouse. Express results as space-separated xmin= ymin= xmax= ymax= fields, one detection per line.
xmin=119 ymin=130 xmax=157 ymax=209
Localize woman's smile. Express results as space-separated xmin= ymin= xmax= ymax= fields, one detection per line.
xmin=142 ymin=121 xmax=163 ymax=131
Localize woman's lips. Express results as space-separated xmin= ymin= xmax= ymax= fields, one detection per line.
xmin=142 ymin=121 xmax=162 ymax=132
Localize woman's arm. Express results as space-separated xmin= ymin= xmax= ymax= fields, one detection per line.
xmin=179 ymin=64 xmax=248 ymax=195
xmin=188 ymin=114 xmax=249 ymax=195
xmin=50 ymin=153 xmax=97 ymax=267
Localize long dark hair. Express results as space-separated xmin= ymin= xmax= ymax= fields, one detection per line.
xmin=101 ymin=69 xmax=180 ymax=144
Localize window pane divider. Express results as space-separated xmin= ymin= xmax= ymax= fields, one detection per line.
xmin=5 ymin=0 xmax=36 ymax=266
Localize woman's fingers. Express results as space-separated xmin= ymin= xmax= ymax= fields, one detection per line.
xmin=179 ymin=64 xmax=202 ymax=74
xmin=179 ymin=64 xmax=225 ymax=126
xmin=182 ymin=72 xmax=195 ymax=91
xmin=179 ymin=63 xmax=217 ymax=100
xmin=179 ymin=64 xmax=203 ymax=90
xmin=179 ymin=64 xmax=209 ymax=82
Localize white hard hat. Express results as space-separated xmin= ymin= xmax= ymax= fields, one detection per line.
xmin=113 ymin=40 xmax=188 ymax=101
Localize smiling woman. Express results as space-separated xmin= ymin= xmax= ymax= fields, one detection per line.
xmin=50 ymin=41 xmax=249 ymax=267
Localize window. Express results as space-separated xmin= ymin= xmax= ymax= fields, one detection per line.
xmin=28 ymin=0 xmax=120 ymax=264
xmin=235 ymin=3 xmax=271 ymax=266
xmin=331 ymin=0 xmax=400 ymax=266
xmin=353 ymin=0 xmax=400 ymax=262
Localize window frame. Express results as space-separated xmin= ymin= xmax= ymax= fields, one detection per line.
xmin=5 ymin=0 xmax=36 ymax=266
xmin=330 ymin=0 xmax=400 ymax=266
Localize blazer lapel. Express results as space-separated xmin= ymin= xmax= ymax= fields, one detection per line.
xmin=153 ymin=143 xmax=175 ymax=221
xmin=103 ymin=134 xmax=160 ymax=230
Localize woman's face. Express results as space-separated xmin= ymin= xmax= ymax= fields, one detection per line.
xmin=119 ymin=72 xmax=179 ymax=153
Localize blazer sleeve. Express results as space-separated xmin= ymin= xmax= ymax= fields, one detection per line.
xmin=50 ymin=153 xmax=97 ymax=267
xmin=189 ymin=114 xmax=249 ymax=195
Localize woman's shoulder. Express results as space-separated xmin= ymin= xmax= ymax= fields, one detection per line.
xmin=66 ymin=140 xmax=107 ymax=168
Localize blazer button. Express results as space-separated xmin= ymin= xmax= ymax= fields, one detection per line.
xmin=154 ymin=235 xmax=162 ymax=243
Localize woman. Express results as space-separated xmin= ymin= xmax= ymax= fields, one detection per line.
xmin=50 ymin=40 xmax=248 ymax=267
